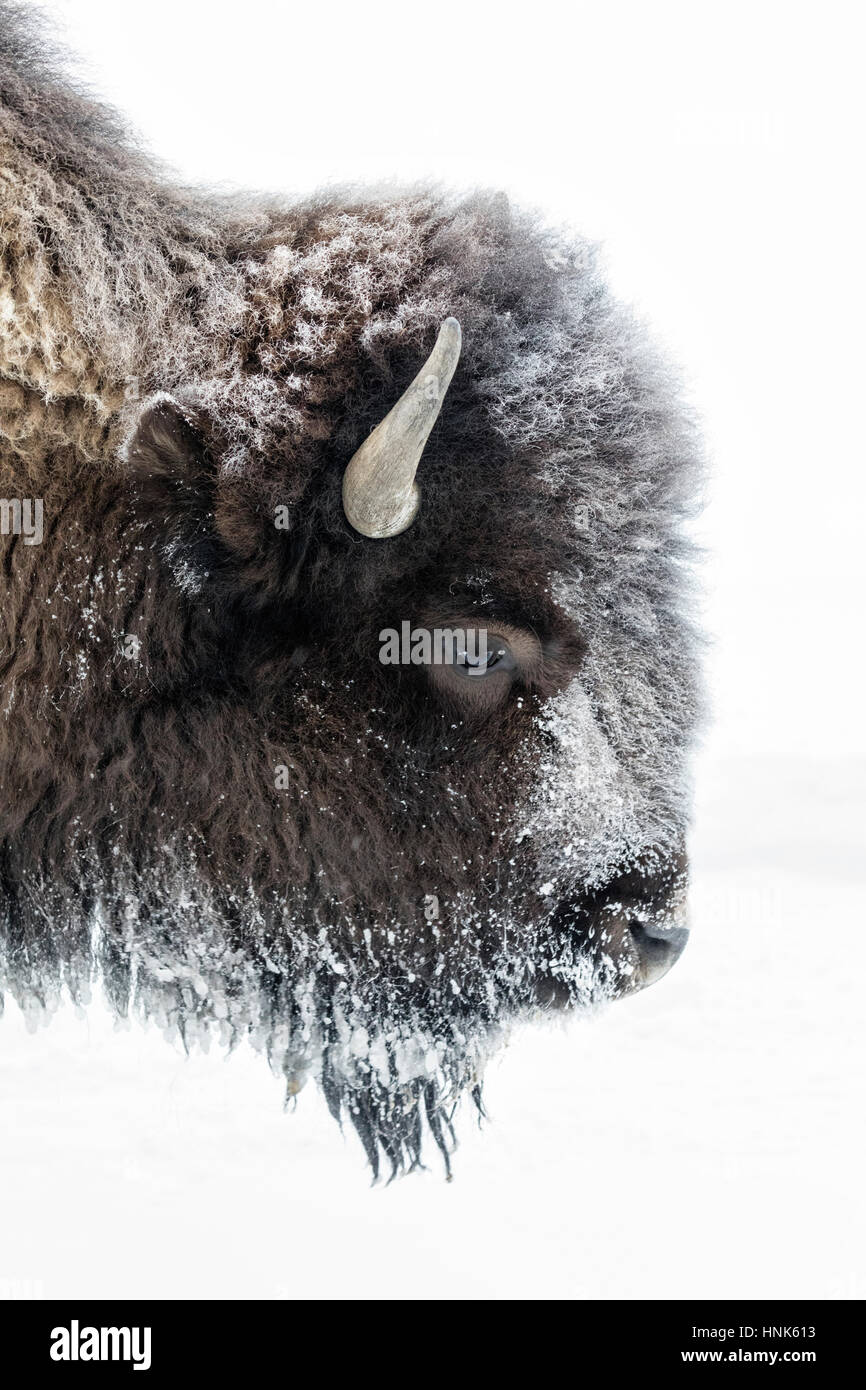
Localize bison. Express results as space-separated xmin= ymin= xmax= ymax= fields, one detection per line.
xmin=0 ymin=3 xmax=703 ymax=1174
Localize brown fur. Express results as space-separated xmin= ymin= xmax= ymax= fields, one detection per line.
xmin=0 ymin=4 xmax=703 ymax=1172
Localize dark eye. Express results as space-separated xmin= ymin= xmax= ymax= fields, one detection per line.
xmin=451 ymin=634 xmax=517 ymax=677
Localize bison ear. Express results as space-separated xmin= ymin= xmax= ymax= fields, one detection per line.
xmin=123 ymin=394 xmax=213 ymax=488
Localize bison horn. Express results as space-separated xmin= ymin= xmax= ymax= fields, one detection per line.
xmin=342 ymin=318 xmax=462 ymax=538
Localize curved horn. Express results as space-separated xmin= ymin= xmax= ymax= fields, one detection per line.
xmin=342 ymin=317 xmax=462 ymax=538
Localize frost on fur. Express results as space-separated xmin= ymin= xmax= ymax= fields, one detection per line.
xmin=0 ymin=2 xmax=704 ymax=1173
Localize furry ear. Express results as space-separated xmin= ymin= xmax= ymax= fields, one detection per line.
xmin=123 ymin=394 xmax=224 ymax=587
xmin=123 ymin=394 xmax=213 ymax=488
xmin=123 ymin=393 xmax=305 ymax=604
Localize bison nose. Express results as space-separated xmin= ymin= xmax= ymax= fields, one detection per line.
xmin=628 ymin=919 xmax=690 ymax=988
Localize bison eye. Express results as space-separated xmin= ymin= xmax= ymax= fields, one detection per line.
xmin=424 ymin=618 xmax=542 ymax=710
xmin=451 ymin=636 xmax=517 ymax=676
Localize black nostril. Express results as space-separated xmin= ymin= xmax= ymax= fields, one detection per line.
xmin=628 ymin=921 xmax=690 ymax=984
xmin=632 ymin=920 xmax=690 ymax=954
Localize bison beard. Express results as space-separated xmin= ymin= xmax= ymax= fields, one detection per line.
xmin=0 ymin=3 xmax=703 ymax=1175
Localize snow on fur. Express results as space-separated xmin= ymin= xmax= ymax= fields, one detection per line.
xmin=0 ymin=2 xmax=704 ymax=1173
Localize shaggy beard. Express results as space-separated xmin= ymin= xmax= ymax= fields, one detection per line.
xmin=0 ymin=683 xmax=682 ymax=1176
xmin=0 ymin=848 xmax=627 ymax=1179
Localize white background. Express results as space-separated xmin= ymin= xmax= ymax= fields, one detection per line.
xmin=1 ymin=0 xmax=863 ymax=1299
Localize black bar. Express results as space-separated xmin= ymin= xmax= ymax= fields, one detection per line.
xmin=0 ymin=1300 xmax=860 ymax=1374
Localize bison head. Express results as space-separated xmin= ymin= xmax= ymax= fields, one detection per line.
xmin=1 ymin=191 xmax=702 ymax=1174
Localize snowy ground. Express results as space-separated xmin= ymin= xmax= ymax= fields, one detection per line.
xmin=2 ymin=744 xmax=863 ymax=1300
